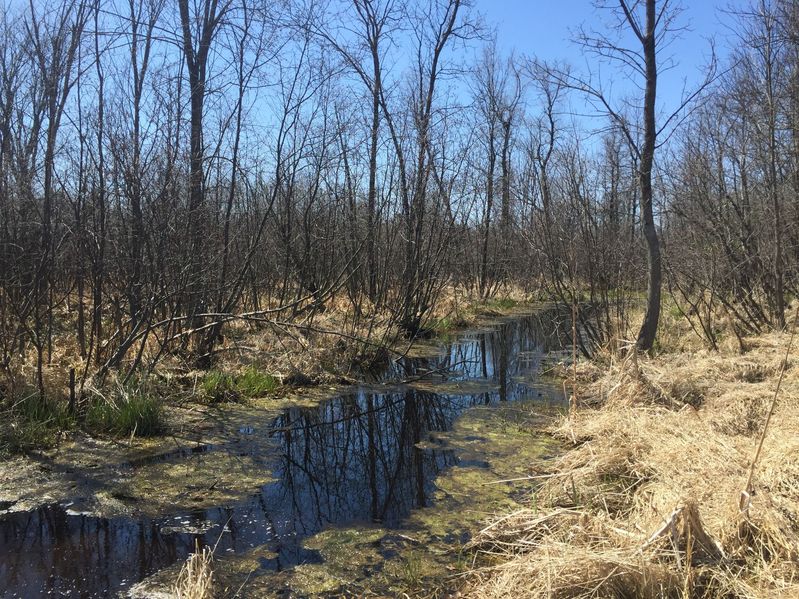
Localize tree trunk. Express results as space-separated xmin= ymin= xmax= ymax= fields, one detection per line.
xmin=636 ymin=0 xmax=662 ymax=351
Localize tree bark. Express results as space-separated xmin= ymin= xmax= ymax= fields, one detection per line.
xmin=635 ymin=0 xmax=662 ymax=351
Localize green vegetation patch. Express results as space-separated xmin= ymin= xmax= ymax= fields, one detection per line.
xmin=485 ymin=297 xmax=520 ymax=311
xmin=236 ymin=367 xmax=279 ymax=396
xmin=428 ymin=314 xmax=471 ymax=336
xmin=293 ymin=527 xmax=387 ymax=595
xmin=470 ymin=297 xmax=523 ymax=317
xmin=201 ymin=367 xmax=279 ymax=403
xmin=201 ymin=370 xmax=235 ymax=399
xmin=405 ymin=403 xmax=559 ymax=539
xmin=0 ymin=393 xmax=76 ymax=456
xmin=112 ymin=450 xmax=276 ymax=517
xmin=408 ymin=378 xmax=498 ymax=395
xmin=85 ymin=393 xmax=162 ymax=437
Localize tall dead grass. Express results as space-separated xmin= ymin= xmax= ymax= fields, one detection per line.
xmin=465 ymin=319 xmax=799 ymax=598
xmin=173 ymin=544 xmax=215 ymax=599
xmin=205 ymin=284 xmax=534 ymax=385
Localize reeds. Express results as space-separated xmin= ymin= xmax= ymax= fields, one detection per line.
xmin=173 ymin=544 xmax=215 ymax=599
xmin=464 ymin=322 xmax=799 ymax=598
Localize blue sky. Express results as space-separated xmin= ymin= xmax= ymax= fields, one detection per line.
xmin=480 ymin=1 xmax=740 ymax=120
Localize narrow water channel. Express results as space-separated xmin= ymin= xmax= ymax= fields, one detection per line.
xmin=0 ymin=309 xmax=571 ymax=598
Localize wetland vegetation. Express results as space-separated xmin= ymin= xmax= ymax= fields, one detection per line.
xmin=0 ymin=310 xmax=569 ymax=597
xmin=2 ymin=0 xmax=799 ymax=597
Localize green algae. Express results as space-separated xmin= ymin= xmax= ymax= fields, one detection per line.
xmin=221 ymin=400 xmax=562 ymax=598
xmin=113 ymin=450 xmax=276 ymax=516
xmin=213 ymin=527 xmax=387 ymax=598
xmin=390 ymin=403 xmax=559 ymax=589
xmin=408 ymin=378 xmax=499 ymax=395
xmin=294 ymin=527 xmax=387 ymax=595
xmin=303 ymin=526 xmax=386 ymax=556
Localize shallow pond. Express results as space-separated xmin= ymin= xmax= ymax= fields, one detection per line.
xmin=0 ymin=308 xmax=572 ymax=598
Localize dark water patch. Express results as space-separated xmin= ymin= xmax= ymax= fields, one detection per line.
xmin=124 ymin=442 xmax=216 ymax=468
xmin=0 ymin=309 xmax=571 ymax=598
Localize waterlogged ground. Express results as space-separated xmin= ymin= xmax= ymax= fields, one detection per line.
xmin=0 ymin=309 xmax=571 ymax=598
xmin=239 ymin=403 xmax=561 ymax=598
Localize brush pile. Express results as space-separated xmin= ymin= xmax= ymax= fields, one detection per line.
xmin=466 ymin=330 xmax=799 ymax=598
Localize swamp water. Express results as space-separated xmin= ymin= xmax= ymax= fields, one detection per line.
xmin=0 ymin=310 xmax=572 ymax=598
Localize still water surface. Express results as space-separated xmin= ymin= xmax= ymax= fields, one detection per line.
xmin=0 ymin=310 xmax=571 ymax=597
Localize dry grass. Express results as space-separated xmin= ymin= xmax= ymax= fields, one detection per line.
xmin=464 ymin=315 xmax=799 ymax=598
xmin=3 ymin=284 xmax=537 ymax=402
xmin=195 ymin=284 xmax=535 ymax=386
xmin=173 ymin=544 xmax=215 ymax=599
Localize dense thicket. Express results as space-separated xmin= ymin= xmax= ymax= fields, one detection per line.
xmin=0 ymin=0 xmax=796 ymax=398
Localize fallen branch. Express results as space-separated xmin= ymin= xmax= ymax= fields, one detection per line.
xmin=641 ymin=506 xmax=684 ymax=550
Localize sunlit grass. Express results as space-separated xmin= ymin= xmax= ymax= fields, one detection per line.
xmin=85 ymin=392 xmax=162 ymax=437
xmin=173 ymin=543 xmax=215 ymax=599
xmin=236 ymin=367 xmax=279 ymax=396
xmin=201 ymin=366 xmax=279 ymax=402
xmin=0 ymin=393 xmax=76 ymax=455
xmin=485 ymin=297 xmax=520 ymax=311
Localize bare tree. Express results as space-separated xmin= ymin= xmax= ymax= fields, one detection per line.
xmin=178 ymin=0 xmax=232 ymax=346
xmin=26 ymin=0 xmax=90 ymax=394
xmin=540 ymin=0 xmax=715 ymax=350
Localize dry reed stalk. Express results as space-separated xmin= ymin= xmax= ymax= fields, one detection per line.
xmin=571 ymin=300 xmax=578 ymax=416
xmin=173 ymin=543 xmax=215 ymax=599
xmin=740 ymin=304 xmax=799 ymax=515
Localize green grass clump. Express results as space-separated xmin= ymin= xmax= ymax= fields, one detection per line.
xmin=235 ymin=367 xmax=279 ymax=396
xmin=0 ymin=393 xmax=76 ymax=456
xmin=427 ymin=314 xmax=471 ymax=339
xmin=201 ymin=367 xmax=279 ymax=402
xmin=201 ymin=370 xmax=236 ymax=400
xmin=85 ymin=393 xmax=162 ymax=437
xmin=486 ymin=297 xmax=519 ymax=311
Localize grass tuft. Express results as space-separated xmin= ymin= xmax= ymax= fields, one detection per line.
xmin=85 ymin=392 xmax=162 ymax=437
xmin=173 ymin=544 xmax=215 ymax=599
xmin=486 ymin=298 xmax=519 ymax=311
xmin=201 ymin=367 xmax=278 ymax=403
xmin=201 ymin=371 xmax=237 ymax=402
xmin=0 ymin=393 xmax=75 ymax=456
xmin=235 ymin=367 xmax=279 ymax=396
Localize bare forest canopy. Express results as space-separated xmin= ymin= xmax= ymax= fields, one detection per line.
xmin=0 ymin=0 xmax=797 ymax=398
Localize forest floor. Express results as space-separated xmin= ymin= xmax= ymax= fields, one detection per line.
xmin=463 ymin=309 xmax=799 ymax=598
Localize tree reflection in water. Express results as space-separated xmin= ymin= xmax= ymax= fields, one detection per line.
xmin=0 ymin=310 xmax=572 ymax=598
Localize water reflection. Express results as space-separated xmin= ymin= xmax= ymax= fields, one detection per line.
xmin=0 ymin=310 xmax=570 ymax=598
